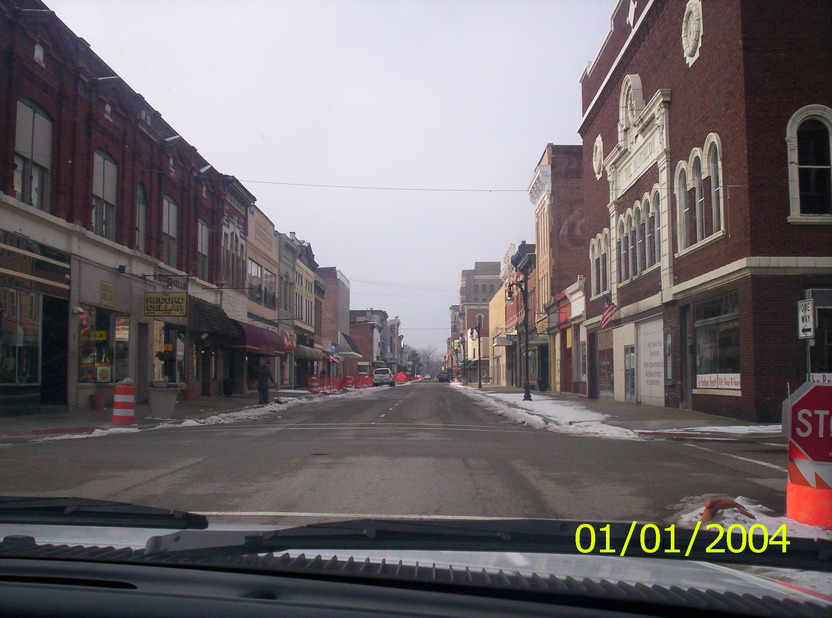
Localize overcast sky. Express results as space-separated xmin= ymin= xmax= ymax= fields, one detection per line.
xmin=45 ymin=0 xmax=614 ymax=351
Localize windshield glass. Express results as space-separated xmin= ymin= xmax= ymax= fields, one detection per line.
xmin=0 ymin=0 xmax=830 ymax=611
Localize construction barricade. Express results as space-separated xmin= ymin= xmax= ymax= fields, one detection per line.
xmin=112 ymin=384 xmax=135 ymax=425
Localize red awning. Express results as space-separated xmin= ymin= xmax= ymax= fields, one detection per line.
xmin=228 ymin=322 xmax=286 ymax=356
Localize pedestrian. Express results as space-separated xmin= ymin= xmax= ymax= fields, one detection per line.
xmin=256 ymin=362 xmax=275 ymax=405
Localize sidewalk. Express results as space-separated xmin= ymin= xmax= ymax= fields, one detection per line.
xmin=467 ymin=383 xmax=784 ymax=441
xmin=0 ymin=389 xmax=311 ymax=443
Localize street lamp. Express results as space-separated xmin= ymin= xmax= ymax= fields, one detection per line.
xmin=506 ymin=279 xmax=531 ymax=401
xmin=507 ymin=241 xmax=535 ymax=401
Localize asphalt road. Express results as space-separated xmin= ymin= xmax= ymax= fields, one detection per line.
xmin=0 ymin=382 xmax=786 ymax=526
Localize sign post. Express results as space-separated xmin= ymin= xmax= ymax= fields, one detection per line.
xmin=782 ymin=382 xmax=832 ymax=528
xmin=797 ymin=299 xmax=814 ymax=339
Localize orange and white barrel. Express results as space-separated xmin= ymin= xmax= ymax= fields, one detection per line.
xmin=308 ymin=376 xmax=320 ymax=395
xmin=112 ymin=384 xmax=135 ymax=425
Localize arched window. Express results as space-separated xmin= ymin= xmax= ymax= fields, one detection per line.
xmin=692 ymin=158 xmax=705 ymax=242
xmin=644 ymin=199 xmax=654 ymax=267
xmin=590 ymin=241 xmax=599 ymax=297
xmin=626 ymin=213 xmax=636 ymax=277
xmin=797 ymin=119 xmax=832 ymax=214
xmin=92 ymin=150 xmax=118 ymax=241
xmin=14 ymin=98 xmax=53 ymax=211
xmin=708 ymin=144 xmax=722 ymax=232
xmin=633 ymin=206 xmax=648 ymax=273
xmin=786 ymin=106 xmax=832 ymax=219
xmin=653 ymin=192 xmax=662 ymax=266
xmin=618 ymin=220 xmax=629 ymax=281
xmin=677 ymin=168 xmax=691 ymax=249
xmin=601 ymin=232 xmax=610 ymax=292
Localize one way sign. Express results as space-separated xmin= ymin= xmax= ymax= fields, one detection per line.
xmin=798 ymin=299 xmax=815 ymax=339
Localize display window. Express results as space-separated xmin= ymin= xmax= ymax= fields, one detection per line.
xmin=0 ymin=288 xmax=41 ymax=385
xmin=78 ymin=305 xmax=129 ymax=383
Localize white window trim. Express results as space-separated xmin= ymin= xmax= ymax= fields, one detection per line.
xmin=786 ymin=104 xmax=832 ymax=222
xmin=675 ymin=228 xmax=727 ymax=258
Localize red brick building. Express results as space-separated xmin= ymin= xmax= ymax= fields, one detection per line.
xmin=0 ymin=0 xmax=274 ymax=412
xmin=580 ymin=0 xmax=832 ymax=420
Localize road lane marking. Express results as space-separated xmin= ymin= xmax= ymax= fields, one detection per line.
xmin=683 ymin=443 xmax=787 ymax=472
xmin=379 ymin=414 xmax=386 ymax=417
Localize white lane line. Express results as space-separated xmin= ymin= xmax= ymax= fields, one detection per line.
xmin=683 ymin=443 xmax=787 ymax=472
xmin=762 ymin=442 xmax=785 ymax=447
xmin=379 ymin=414 xmax=386 ymax=418
xmin=197 ymin=511 xmax=537 ymax=520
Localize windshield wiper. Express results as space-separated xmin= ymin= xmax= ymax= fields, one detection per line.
xmin=144 ymin=518 xmax=831 ymax=571
xmin=0 ymin=497 xmax=208 ymax=529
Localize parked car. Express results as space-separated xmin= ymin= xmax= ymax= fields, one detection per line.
xmin=372 ymin=367 xmax=395 ymax=387
xmin=424 ymin=374 xmax=432 ymax=380
xmin=437 ymin=372 xmax=450 ymax=382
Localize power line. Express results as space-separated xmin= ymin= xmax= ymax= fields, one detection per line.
xmin=351 ymin=278 xmax=456 ymax=292
xmin=238 ymin=179 xmax=524 ymax=193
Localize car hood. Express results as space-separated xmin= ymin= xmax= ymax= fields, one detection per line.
xmin=1 ymin=521 xmax=829 ymax=608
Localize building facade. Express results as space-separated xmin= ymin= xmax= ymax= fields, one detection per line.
xmin=580 ymin=0 xmax=832 ymax=421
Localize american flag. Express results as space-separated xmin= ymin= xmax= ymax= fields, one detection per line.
xmin=599 ymin=296 xmax=618 ymax=330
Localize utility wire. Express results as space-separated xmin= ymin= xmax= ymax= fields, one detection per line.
xmin=239 ymin=179 xmax=525 ymax=193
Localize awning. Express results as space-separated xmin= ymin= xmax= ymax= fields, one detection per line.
xmin=461 ymin=360 xmax=478 ymax=369
xmin=189 ymin=297 xmax=238 ymax=338
xmin=338 ymin=332 xmax=363 ymax=357
xmin=492 ymin=336 xmax=512 ymax=347
xmin=294 ymin=344 xmax=323 ymax=360
xmin=228 ymin=321 xmax=286 ymax=356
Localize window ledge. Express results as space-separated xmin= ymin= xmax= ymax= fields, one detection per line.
xmin=788 ymin=214 xmax=832 ymax=225
xmin=692 ymin=388 xmax=742 ymax=397
xmin=675 ymin=229 xmax=726 ymax=258
xmin=617 ymin=263 xmax=660 ymax=288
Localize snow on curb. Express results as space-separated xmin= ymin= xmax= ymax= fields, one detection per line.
xmin=641 ymin=424 xmax=782 ymax=437
xmin=456 ymin=385 xmax=641 ymax=440
xmin=667 ymin=494 xmax=831 ymax=540
xmin=35 ymin=388 xmax=388 ymax=440
xmin=666 ymin=494 xmax=832 ymax=595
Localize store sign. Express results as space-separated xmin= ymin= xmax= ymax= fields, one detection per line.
xmin=696 ymin=373 xmax=741 ymax=389
xmin=144 ymin=292 xmax=187 ymax=317
xmin=100 ymin=281 xmax=115 ymax=307
xmin=811 ymin=373 xmax=832 ymax=384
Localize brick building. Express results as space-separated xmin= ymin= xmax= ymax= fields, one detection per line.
xmin=527 ymin=144 xmax=585 ymax=394
xmin=580 ymin=0 xmax=832 ymax=420
xmin=0 ymin=0 xmax=299 ymax=412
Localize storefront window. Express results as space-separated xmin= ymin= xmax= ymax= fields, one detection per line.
xmin=78 ymin=305 xmax=129 ymax=383
xmin=694 ymin=292 xmax=740 ymax=389
xmin=160 ymin=324 xmax=186 ymax=383
xmin=597 ymin=329 xmax=614 ymax=399
xmin=1 ymin=288 xmax=41 ymax=384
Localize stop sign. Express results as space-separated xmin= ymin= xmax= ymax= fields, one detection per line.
xmin=783 ymin=383 xmax=832 ymax=462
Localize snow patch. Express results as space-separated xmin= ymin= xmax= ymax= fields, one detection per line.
xmin=459 ymin=388 xmax=642 ymax=440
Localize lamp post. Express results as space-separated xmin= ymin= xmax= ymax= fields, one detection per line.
xmin=506 ymin=278 xmax=532 ymax=401
xmin=508 ymin=241 xmax=535 ymax=402
xmin=470 ymin=314 xmax=483 ymax=389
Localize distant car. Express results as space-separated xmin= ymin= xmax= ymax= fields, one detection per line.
xmin=424 ymin=374 xmax=432 ymax=380
xmin=372 ymin=367 xmax=395 ymax=387
xmin=437 ymin=372 xmax=450 ymax=382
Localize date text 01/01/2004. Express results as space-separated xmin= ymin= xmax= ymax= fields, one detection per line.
xmin=575 ymin=522 xmax=790 ymax=557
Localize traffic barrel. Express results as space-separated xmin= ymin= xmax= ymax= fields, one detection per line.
xmin=308 ymin=376 xmax=320 ymax=395
xmin=782 ymin=382 xmax=832 ymax=528
xmin=112 ymin=384 xmax=135 ymax=425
